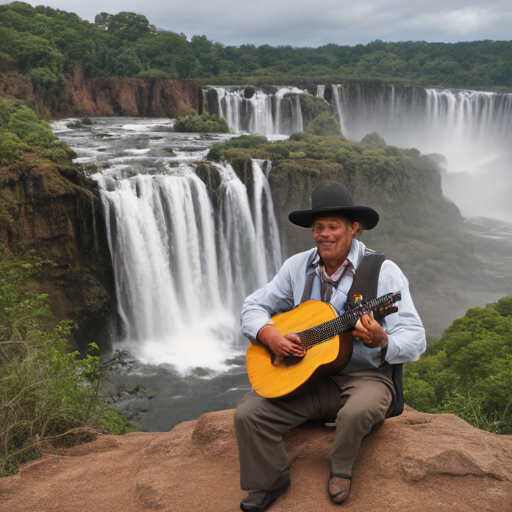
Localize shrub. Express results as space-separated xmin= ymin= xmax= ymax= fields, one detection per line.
xmin=174 ymin=112 xmax=230 ymax=133
xmin=222 ymin=134 xmax=268 ymax=149
xmin=361 ymin=131 xmax=387 ymax=147
xmin=0 ymin=98 xmax=74 ymax=165
xmin=66 ymin=118 xmax=94 ymax=129
xmin=0 ymin=254 xmax=130 ymax=476
xmin=305 ymin=111 xmax=341 ymax=136
xmin=299 ymin=94 xmax=331 ymax=126
xmin=0 ymin=129 xmax=27 ymax=164
xmin=137 ymin=68 xmax=174 ymax=78
xmin=176 ymin=107 xmax=197 ymax=117
xmin=27 ymin=66 xmax=65 ymax=95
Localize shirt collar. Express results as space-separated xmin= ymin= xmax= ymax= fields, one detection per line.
xmin=309 ymin=238 xmax=365 ymax=273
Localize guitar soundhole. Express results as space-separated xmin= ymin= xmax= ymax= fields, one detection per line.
xmin=270 ymin=353 xmax=303 ymax=367
xmin=282 ymin=356 xmax=303 ymax=366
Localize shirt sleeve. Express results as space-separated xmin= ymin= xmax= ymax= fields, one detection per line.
xmin=377 ymin=260 xmax=426 ymax=364
xmin=240 ymin=256 xmax=297 ymax=342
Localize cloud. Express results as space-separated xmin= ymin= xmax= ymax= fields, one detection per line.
xmin=406 ymin=7 xmax=498 ymax=35
xmin=2 ymin=0 xmax=512 ymax=46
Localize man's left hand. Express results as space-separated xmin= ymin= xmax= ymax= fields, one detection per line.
xmin=353 ymin=313 xmax=388 ymax=348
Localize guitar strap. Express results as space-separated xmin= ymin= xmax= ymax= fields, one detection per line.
xmin=345 ymin=250 xmax=386 ymax=315
xmin=299 ymin=250 xmax=319 ymax=305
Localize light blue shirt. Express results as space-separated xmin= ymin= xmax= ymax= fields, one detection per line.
xmin=241 ymin=239 xmax=426 ymax=372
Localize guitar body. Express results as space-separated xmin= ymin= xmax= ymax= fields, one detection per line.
xmin=246 ymin=300 xmax=353 ymax=399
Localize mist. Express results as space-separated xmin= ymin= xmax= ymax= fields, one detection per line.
xmin=325 ymin=84 xmax=512 ymax=222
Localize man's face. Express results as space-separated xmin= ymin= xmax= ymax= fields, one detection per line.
xmin=311 ymin=215 xmax=359 ymax=266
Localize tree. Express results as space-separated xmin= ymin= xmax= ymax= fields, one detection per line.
xmin=106 ymin=12 xmax=151 ymax=42
xmin=94 ymin=12 xmax=111 ymax=30
xmin=404 ymin=299 xmax=512 ymax=434
xmin=305 ymin=112 xmax=341 ymax=136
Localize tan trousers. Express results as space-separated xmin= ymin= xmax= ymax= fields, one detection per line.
xmin=234 ymin=371 xmax=393 ymax=491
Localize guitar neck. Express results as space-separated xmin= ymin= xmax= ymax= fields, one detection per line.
xmin=297 ymin=292 xmax=400 ymax=349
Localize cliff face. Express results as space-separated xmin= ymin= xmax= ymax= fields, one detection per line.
xmin=0 ymin=155 xmax=114 ymax=352
xmin=0 ymin=69 xmax=201 ymax=118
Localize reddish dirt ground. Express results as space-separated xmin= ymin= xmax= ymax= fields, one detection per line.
xmin=1 ymin=406 xmax=511 ymax=512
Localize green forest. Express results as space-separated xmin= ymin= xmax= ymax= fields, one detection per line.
xmin=404 ymin=297 xmax=512 ymax=435
xmin=1 ymin=1 xmax=512 ymax=93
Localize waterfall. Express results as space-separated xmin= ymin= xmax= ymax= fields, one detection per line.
xmin=250 ymin=160 xmax=282 ymax=278
xmin=331 ymin=84 xmax=345 ymax=135
xmin=318 ymin=82 xmax=512 ymax=220
xmin=321 ymin=83 xmax=512 ymax=166
xmin=203 ymin=86 xmax=306 ymax=135
xmin=96 ymin=161 xmax=281 ymax=372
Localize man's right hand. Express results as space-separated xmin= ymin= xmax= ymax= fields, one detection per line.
xmin=257 ymin=324 xmax=306 ymax=357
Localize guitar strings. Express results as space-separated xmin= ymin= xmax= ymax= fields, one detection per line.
xmin=297 ymin=292 xmax=399 ymax=350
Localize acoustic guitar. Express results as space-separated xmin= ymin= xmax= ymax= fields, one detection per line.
xmin=246 ymin=292 xmax=401 ymax=399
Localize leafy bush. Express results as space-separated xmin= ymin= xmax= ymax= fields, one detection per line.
xmin=66 ymin=118 xmax=94 ymax=129
xmin=0 ymin=253 xmax=131 ymax=476
xmin=137 ymin=68 xmax=174 ymax=78
xmin=0 ymin=98 xmax=75 ymax=165
xmin=361 ymin=132 xmax=386 ymax=147
xmin=0 ymin=129 xmax=28 ymax=164
xmin=305 ymin=111 xmax=341 ymax=136
xmin=404 ymin=297 xmax=512 ymax=434
xmin=299 ymin=94 xmax=331 ymax=126
xmin=174 ymin=112 xmax=230 ymax=133
xmin=27 ymin=66 xmax=65 ymax=95
xmin=225 ymin=134 xmax=268 ymax=148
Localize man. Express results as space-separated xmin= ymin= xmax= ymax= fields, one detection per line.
xmin=235 ymin=181 xmax=426 ymax=511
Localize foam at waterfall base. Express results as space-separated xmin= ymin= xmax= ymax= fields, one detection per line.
xmin=114 ymin=309 xmax=242 ymax=374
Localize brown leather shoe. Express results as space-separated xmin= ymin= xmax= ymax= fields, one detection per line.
xmin=328 ymin=471 xmax=352 ymax=504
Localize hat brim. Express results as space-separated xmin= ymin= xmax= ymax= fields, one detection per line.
xmin=288 ymin=206 xmax=379 ymax=230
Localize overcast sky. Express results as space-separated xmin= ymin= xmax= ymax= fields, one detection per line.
xmin=3 ymin=0 xmax=512 ymax=47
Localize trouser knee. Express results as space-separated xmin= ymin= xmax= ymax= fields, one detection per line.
xmin=234 ymin=401 xmax=254 ymax=432
xmin=336 ymin=405 xmax=383 ymax=433
xmin=235 ymin=393 xmax=270 ymax=435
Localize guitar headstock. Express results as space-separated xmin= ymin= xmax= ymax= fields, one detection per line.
xmin=375 ymin=291 xmax=401 ymax=319
xmin=391 ymin=292 xmax=402 ymax=303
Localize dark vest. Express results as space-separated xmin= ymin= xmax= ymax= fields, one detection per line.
xmin=300 ymin=249 xmax=404 ymax=418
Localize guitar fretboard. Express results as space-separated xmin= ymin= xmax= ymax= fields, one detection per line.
xmin=297 ymin=292 xmax=400 ymax=349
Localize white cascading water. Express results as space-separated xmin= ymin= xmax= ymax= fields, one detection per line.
xmin=204 ymin=86 xmax=305 ymax=135
xmin=320 ymin=83 xmax=512 ymax=221
xmin=324 ymin=84 xmax=512 ymax=169
xmin=96 ymin=160 xmax=281 ymax=372
xmin=249 ymin=160 xmax=282 ymax=279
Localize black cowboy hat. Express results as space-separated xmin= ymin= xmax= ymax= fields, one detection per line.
xmin=288 ymin=181 xmax=379 ymax=230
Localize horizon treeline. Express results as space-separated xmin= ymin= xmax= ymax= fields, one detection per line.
xmin=1 ymin=2 xmax=512 ymax=95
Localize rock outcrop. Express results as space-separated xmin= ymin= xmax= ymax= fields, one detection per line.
xmin=0 ymin=68 xmax=201 ymax=119
xmin=1 ymin=407 xmax=511 ymax=511
xmin=0 ymin=155 xmax=114 ymax=351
